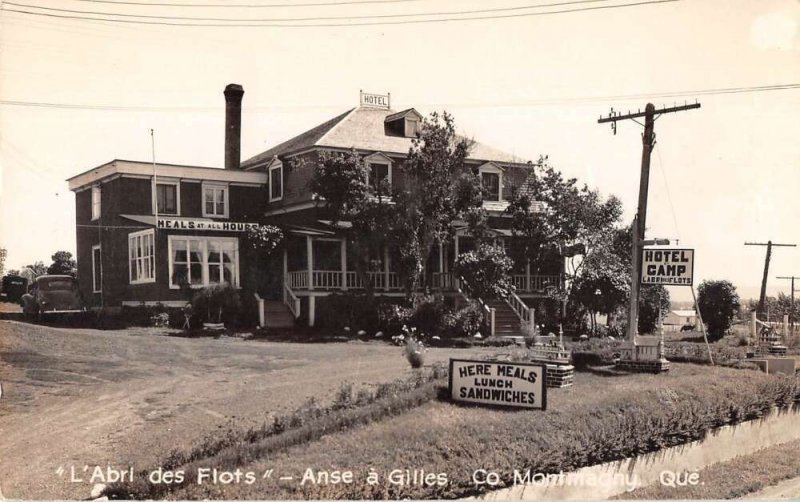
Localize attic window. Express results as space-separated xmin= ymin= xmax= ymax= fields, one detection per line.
xmin=405 ymin=118 xmax=419 ymax=137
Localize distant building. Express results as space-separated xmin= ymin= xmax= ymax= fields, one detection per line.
xmin=664 ymin=309 xmax=697 ymax=330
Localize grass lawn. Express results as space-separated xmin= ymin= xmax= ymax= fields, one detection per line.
xmin=110 ymin=363 xmax=799 ymax=500
xmin=615 ymin=438 xmax=800 ymax=499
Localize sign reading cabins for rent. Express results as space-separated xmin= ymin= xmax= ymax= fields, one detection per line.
xmin=640 ymin=248 xmax=694 ymax=286
xmin=449 ymin=359 xmax=546 ymax=410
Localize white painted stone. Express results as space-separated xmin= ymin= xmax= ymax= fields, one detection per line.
xmin=90 ymin=483 xmax=106 ymax=498
xmin=469 ymin=406 xmax=800 ymax=500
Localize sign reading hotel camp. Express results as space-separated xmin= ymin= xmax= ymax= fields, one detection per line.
xmin=640 ymin=248 xmax=694 ymax=286
xmin=156 ymin=218 xmax=259 ymax=232
xmin=449 ymin=359 xmax=546 ymax=410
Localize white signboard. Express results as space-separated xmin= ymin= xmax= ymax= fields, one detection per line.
xmin=641 ymin=248 xmax=694 ymax=286
xmin=449 ymin=359 xmax=546 ymax=410
xmin=360 ymin=91 xmax=390 ymax=109
xmin=156 ymin=218 xmax=258 ymax=232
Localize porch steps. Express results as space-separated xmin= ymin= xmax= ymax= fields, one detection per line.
xmin=485 ymin=299 xmax=521 ymax=337
xmin=262 ymin=301 xmax=296 ymax=328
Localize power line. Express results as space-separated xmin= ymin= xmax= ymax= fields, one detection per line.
xmin=2 ymin=83 xmax=798 ymax=112
xmin=2 ymin=0 xmax=681 ymax=27
xmin=70 ymin=0 xmax=425 ymax=7
xmin=4 ymin=0 xmax=618 ymax=23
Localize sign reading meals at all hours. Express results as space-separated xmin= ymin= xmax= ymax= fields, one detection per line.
xmin=156 ymin=218 xmax=259 ymax=232
xmin=640 ymin=248 xmax=694 ymax=286
xmin=449 ymin=359 xmax=546 ymax=410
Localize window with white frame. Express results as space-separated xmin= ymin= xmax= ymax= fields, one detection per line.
xmin=168 ymin=236 xmax=239 ymax=288
xmin=479 ymin=163 xmax=503 ymax=202
xmin=91 ymin=186 xmax=101 ymax=220
xmin=155 ymin=180 xmax=179 ymax=215
xmin=269 ymin=162 xmax=283 ymax=202
xmin=203 ymin=183 xmax=228 ymax=217
xmin=129 ymin=229 xmax=155 ymax=284
xmin=92 ymin=245 xmax=102 ymax=293
xmin=365 ymin=153 xmax=393 ymax=193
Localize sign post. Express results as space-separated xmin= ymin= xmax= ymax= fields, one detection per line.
xmin=448 ymin=359 xmax=546 ymax=410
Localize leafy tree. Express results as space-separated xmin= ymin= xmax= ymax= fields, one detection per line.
xmin=508 ymin=156 xmax=623 ymax=326
xmin=697 ymin=280 xmax=740 ymax=341
xmin=308 ymin=149 xmax=394 ymax=297
xmin=570 ymin=238 xmax=629 ymax=335
xmin=392 ymin=111 xmax=481 ymax=296
xmin=47 ymin=251 xmax=77 ymax=276
xmin=453 ymin=243 xmax=513 ymax=300
xmin=245 ymin=224 xmax=284 ymax=256
xmin=0 ymin=247 xmax=6 ymax=276
xmin=23 ymin=261 xmax=48 ymax=278
xmin=638 ymin=285 xmax=670 ymax=334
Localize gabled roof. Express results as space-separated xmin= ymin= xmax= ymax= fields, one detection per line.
xmin=241 ymin=106 xmax=529 ymax=169
xmin=385 ymin=108 xmax=422 ymax=122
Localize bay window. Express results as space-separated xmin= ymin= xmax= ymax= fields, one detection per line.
xmin=168 ymin=236 xmax=239 ymax=288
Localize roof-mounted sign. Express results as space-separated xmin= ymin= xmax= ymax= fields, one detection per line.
xmin=360 ymin=91 xmax=390 ymax=109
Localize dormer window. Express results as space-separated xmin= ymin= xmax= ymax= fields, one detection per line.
xmin=267 ymin=157 xmax=283 ymax=202
xmin=384 ymin=108 xmax=423 ymax=138
xmin=364 ymin=152 xmax=393 ymax=193
xmin=478 ymin=162 xmax=504 ymax=202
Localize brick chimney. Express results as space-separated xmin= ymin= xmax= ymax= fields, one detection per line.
xmin=224 ymin=84 xmax=244 ymax=170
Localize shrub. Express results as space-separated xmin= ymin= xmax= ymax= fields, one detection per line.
xmin=698 ymin=279 xmax=741 ymax=341
xmin=444 ymin=301 xmax=486 ymax=338
xmin=377 ymin=302 xmax=412 ymax=336
xmin=404 ymin=336 xmax=426 ymax=368
xmin=191 ymin=284 xmax=241 ymax=324
xmin=452 ymin=243 xmax=513 ymax=300
xmin=408 ymin=294 xmax=449 ymax=336
xmin=317 ymin=292 xmax=380 ymax=333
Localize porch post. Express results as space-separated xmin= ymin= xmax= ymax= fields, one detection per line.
xmin=384 ymin=247 xmax=390 ymax=291
xmin=438 ymin=241 xmax=444 ymax=273
xmin=341 ymin=238 xmax=348 ymax=291
xmin=454 ymin=234 xmax=460 ymax=260
xmin=525 ymin=258 xmax=531 ymax=292
xmin=283 ymin=247 xmax=288 ymax=285
xmin=308 ymin=296 xmax=315 ymax=327
xmin=306 ymin=235 xmax=314 ymax=291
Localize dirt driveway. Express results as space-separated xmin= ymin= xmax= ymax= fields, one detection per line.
xmin=0 ymin=319 xmax=487 ymax=499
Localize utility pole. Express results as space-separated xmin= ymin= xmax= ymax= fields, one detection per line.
xmin=598 ymin=102 xmax=701 ymax=342
xmin=776 ymin=275 xmax=798 ymax=328
xmin=744 ymin=241 xmax=796 ymax=317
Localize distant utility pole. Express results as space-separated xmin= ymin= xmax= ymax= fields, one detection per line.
xmin=598 ymin=102 xmax=701 ymax=342
xmin=744 ymin=241 xmax=796 ymax=317
xmin=776 ymin=275 xmax=798 ymax=328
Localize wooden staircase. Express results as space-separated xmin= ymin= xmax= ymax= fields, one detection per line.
xmin=263 ymin=300 xmax=296 ymax=328
xmin=485 ymin=298 xmax=521 ymax=337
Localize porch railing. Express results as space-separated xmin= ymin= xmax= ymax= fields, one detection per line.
xmin=287 ymin=270 xmax=402 ymax=291
xmin=506 ymin=290 xmax=534 ymax=331
xmin=282 ymin=281 xmax=300 ymax=318
xmin=511 ymin=274 xmax=562 ymax=292
xmin=286 ymin=270 xmax=561 ymax=294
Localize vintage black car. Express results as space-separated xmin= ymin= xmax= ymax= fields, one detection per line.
xmin=21 ymin=275 xmax=86 ymax=316
xmin=2 ymin=275 xmax=28 ymax=303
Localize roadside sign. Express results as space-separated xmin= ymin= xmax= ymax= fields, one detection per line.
xmin=449 ymin=359 xmax=546 ymax=410
xmin=641 ymin=248 xmax=694 ymax=286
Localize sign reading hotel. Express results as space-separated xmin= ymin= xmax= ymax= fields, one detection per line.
xmin=640 ymin=248 xmax=694 ymax=286
xmin=360 ymin=91 xmax=390 ymax=109
xmin=449 ymin=359 xmax=546 ymax=410
xmin=156 ymin=218 xmax=258 ymax=232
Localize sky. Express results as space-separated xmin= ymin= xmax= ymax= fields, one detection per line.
xmin=0 ymin=0 xmax=798 ymax=303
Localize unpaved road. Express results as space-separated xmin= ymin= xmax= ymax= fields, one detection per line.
xmin=0 ymin=317 xmax=485 ymax=499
